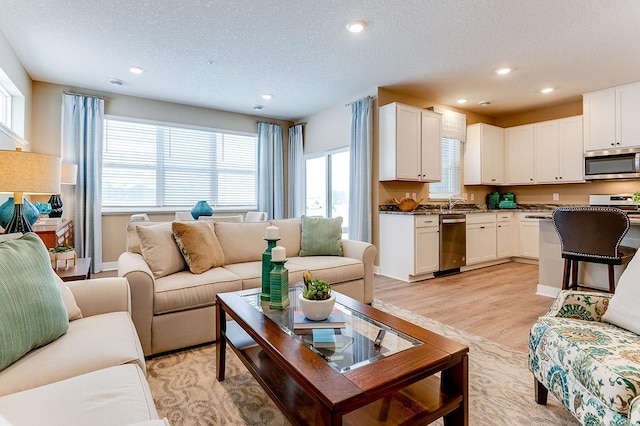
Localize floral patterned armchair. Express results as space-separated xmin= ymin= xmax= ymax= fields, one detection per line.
xmin=529 ymin=290 xmax=640 ymax=426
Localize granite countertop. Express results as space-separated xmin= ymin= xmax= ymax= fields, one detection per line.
xmin=379 ymin=203 xmax=562 ymax=215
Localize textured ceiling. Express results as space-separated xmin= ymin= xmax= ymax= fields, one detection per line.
xmin=1 ymin=0 xmax=640 ymax=121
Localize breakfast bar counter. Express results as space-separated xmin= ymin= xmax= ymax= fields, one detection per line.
xmin=533 ymin=215 xmax=640 ymax=296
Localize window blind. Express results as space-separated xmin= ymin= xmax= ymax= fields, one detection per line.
xmin=429 ymin=106 xmax=466 ymax=199
xmin=102 ymin=118 xmax=257 ymax=208
xmin=429 ymin=138 xmax=461 ymax=199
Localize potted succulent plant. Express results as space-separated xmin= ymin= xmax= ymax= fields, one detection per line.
xmin=48 ymin=245 xmax=76 ymax=270
xmin=298 ymin=271 xmax=336 ymax=321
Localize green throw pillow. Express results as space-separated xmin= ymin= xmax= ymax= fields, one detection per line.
xmin=0 ymin=233 xmax=69 ymax=371
xmin=299 ymin=215 xmax=343 ymax=257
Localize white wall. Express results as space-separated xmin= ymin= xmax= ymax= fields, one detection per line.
xmin=302 ymin=88 xmax=376 ymax=155
xmin=0 ymin=29 xmax=31 ymax=145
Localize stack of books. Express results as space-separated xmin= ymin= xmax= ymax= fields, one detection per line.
xmin=292 ymin=310 xmax=346 ymax=329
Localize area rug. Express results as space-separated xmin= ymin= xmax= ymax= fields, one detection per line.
xmin=146 ymin=300 xmax=578 ymax=425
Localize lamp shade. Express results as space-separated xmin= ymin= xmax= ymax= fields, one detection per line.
xmin=0 ymin=148 xmax=61 ymax=195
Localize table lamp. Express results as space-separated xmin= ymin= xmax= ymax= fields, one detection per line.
xmin=0 ymin=148 xmax=61 ymax=233
xmin=49 ymin=162 xmax=77 ymax=218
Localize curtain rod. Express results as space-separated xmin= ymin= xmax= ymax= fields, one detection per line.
xmin=63 ymin=91 xmax=107 ymax=100
xmin=345 ymin=95 xmax=374 ymax=107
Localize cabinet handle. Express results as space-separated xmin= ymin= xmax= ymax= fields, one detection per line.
xmin=559 ymin=176 xmax=562 ymax=179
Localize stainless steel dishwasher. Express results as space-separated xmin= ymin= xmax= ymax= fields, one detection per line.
xmin=438 ymin=213 xmax=466 ymax=274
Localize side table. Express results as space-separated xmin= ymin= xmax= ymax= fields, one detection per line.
xmin=55 ymin=257 xmax=92 ymax=282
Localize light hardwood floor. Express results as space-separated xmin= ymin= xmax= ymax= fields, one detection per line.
xmin=374 ymin=262 xmax=554 ymax=353
xmin=98 ymin=261 xmax=552 ymax=353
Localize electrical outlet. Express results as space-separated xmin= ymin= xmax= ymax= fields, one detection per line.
xmin=470 ymin=194 xmax=475 ymax=201
xmin=553 ymin=193 xmax=559 ymax=201
xmin=462 ymin=193 xmax=468 ymax=200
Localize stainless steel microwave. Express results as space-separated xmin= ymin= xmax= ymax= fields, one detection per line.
xmin=584 ymin=148 xmax=640 ymax=180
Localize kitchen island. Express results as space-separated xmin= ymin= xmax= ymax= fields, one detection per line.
xmin=533 ymin=214 xmax=640 ymax=297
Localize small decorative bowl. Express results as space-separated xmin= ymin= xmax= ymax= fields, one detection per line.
xmin=393 ymin=197 xmax=423 ymax=212
xmin=298 ymin=293 xmax=336 ymax=321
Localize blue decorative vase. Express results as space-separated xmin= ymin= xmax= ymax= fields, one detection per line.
xmin=190 ymin=200 xmax=213 ymax=219
xmin=0 ymin=197 xmax=39 ymax=228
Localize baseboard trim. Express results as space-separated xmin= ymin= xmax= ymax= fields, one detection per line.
xmin=101 ymin=261 xmax=118 ymax=272
xmin=536 ymin=284 xmax=560 ymax=298
xmin=460 ymin=258 xmax=511 ymax=272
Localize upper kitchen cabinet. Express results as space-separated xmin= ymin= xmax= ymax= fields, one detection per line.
xmin=505 ymin=124 xmax=535 ymax=184
xmin=464 ymin=123 xmax=504 ymax=185
xmin=535 ymin=116 xmax=584 ymax=183
xmin=379 ymin=102 xmax=442 ymax=182
xmin=584 ymin=82 xmax=640 ymax=151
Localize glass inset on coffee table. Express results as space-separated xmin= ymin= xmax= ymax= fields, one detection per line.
xmin=217 ymin=286 xmax=469 ymax=425
xmin=243 ymin=286 xmax=422 ymax=373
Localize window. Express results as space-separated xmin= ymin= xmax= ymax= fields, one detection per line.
xmin=102 ymin=118 xmax=257 ymax=209
xmin=429 ymin=138 xmax=461 ymax=199
xmin=0 ymin=83 xmax=10 ymax=129
xmin=428 ymin=107 xmax=466 ymax=200
xmin=305 ymin=149 xmax=349 ymax=236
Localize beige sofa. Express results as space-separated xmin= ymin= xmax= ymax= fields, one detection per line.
xmin=118 ymin=217 xmax=377 ymax=356
xmin=0 ymin=273 xmax=165 ymax=425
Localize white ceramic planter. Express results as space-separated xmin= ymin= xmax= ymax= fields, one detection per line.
xmin=298 ymin=293 xmax=336 ymax=321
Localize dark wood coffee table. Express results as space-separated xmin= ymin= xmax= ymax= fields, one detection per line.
xmin=216 ymin=287 xmax=468 ymax=425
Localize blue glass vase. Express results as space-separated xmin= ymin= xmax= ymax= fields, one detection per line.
xmin=0 ymin=197 xmax=40 ymax=228
xmin=190 ymin=200 xmax=213 ymax=219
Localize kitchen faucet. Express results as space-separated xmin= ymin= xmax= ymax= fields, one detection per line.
xmin=448 ymin=197 xmax=464 ymax=210
xmin=440 ymin=196 xmax=464 ymax=212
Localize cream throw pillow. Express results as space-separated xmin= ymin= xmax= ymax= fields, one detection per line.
xmin=126 ymin=221 xmax=165 ymax=254
xmin=137 ymin=223 xmax=186 ymax=278
xmin=215 ymin=221 xmax=270 ymax=264
xmin=602 ymin=251 xmax=640 ymax=334
xmin=54 ymin=275 xmax=83 ymax=321
xmin=172 ymin=221 xmax=225 ymax=274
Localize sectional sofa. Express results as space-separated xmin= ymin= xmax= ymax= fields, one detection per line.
xmin=118 ymin=217 xmax=377 ymax=356
xmin=0 ymin=233 xmax=165 ymax=425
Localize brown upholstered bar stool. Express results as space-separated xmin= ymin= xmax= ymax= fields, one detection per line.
xmin=552 ymin=206 xmax=637 ymax=293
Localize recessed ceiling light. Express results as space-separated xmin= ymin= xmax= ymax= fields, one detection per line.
xmin=109 ymin=78 xmax=125 ymax=86
xmin=541 ymin=87 xmax=554 ymax=94
xmin=253 ymin=105 xmax=264 ymax=110
xmin=346 ymin=20 xmax=366 ymax=33
xmin=457 ymin=98 xmax=468 ymax=104
xmin=129 ymin=66 xmax=144 ymax=74
xmin=495 ymin=67 xmax=512 ymax=75
xmin=261 ymin=93 xmax=273 ymax=100
xmin=479 ymin=101 xmax=491 ymax=106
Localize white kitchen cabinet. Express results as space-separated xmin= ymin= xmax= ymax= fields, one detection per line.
xmin=506 ymin=124 xmax=535 ymax=184
xmin=379 ymin=213 xmax=439 ymax=282
xmin=379 ymin=102 xmax=442 ymax=182
xmin=415 ymin=217 xmax=440 ymax=274
xmin=464 ymin=123 xmax=504 ymax=185
xmin=496 ymin=212 xmax=514 ymax=258
xmin=465 ymin=213 xmax=497 ymax=265
xmin=584 ymin=82 xmax=640 ymax=151
xmin=518 ymin=214 xmax=540 ymax=259
xmin=535 ymin=116 xmax=584 ymax=183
